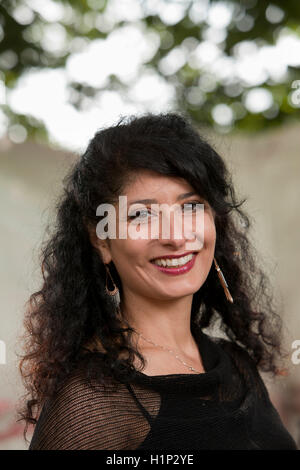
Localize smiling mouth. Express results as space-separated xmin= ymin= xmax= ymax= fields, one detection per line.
xmin=150 ymin=252 xmax=198 ymax=268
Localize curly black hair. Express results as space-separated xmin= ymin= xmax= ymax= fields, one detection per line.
xmin=17 ymin=111 xmax=288 ymax=443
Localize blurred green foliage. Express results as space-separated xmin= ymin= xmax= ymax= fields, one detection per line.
xmin=0 ymin=0 xmax=299 ymax=141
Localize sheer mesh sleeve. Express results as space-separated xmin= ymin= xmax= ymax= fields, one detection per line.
xmin=28 ymin=367 xmax=161 ymax=450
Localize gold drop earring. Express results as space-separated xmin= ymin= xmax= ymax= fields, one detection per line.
xmin=105 ymin=263 xmax=120 ymax=307
xmin=213 ymin=257 xmax=234 ymax=303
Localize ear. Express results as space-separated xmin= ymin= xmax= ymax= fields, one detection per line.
xmin=87 ymin=223 xmax=112 ymax=264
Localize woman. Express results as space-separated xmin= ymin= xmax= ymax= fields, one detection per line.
xmin=18 ymin=112 xmax=297 ymax=450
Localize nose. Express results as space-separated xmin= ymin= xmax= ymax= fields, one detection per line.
xmin=158 ymin=208 xmax=193 ymax=249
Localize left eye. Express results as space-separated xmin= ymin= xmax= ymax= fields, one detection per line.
xmin=183 ymin=202 xmax=204 ymax=211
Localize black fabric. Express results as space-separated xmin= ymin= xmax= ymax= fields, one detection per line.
xmin=29 ymin=327 xmax=298 ymax=450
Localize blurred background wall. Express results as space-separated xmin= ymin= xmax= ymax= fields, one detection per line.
xmin=0 ymin=0 xmax=299 ymax=449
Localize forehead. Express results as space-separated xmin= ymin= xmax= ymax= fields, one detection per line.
xmin=122 ymin=170 xmax=196 ymax=201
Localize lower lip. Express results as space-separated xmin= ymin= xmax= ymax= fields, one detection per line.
xmin=151 ymin=254 xmax=197 ymax=276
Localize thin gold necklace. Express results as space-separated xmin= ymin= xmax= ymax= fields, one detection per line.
xmin=135 ymin=331 xmax=202 ymax=374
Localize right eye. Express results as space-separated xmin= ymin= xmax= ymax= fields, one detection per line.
xmin=128 ymin=209 xmax=150 ymax=221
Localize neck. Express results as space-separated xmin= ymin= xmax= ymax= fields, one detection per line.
xmin=119 ymin=291 xmax=197 ymax=355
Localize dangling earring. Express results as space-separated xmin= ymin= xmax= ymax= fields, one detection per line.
xmin=213 ymin=257 xmax=234 ymax=303
xmin=105 ymin=263 xmax=120 ymax=307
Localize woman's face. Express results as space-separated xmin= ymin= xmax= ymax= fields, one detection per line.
xmin=96 ymin=170 xmax=216 ymax=301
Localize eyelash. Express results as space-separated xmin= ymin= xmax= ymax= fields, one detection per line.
xmin=128 ymin=201 xmax=206 ymax=220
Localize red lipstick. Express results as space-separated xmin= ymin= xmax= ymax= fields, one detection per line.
xmin=151 ymin=252 xmax=198 ymax=276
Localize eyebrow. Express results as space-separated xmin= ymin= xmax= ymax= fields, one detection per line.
xmin=128 ymin=192 xmax=199 ymax=205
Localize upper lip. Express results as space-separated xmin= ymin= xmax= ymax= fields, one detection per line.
xmin=150 ymin=251 xmax=197 ymax=261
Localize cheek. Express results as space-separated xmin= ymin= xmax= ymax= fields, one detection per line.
xmin=194 ymin=213 xmax=215 ymax=246
xmin=207 ymin=221 xmax=216 ymax=244
xmin=111 ymin=239 xmax=148 ymax=268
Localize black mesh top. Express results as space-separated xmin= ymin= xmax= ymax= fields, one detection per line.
xmin=28 ymin=327 xmax=298 ymax=450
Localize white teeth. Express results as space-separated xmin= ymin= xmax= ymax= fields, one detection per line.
xmin=153 ymin=253 xmax=194 ymax=267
